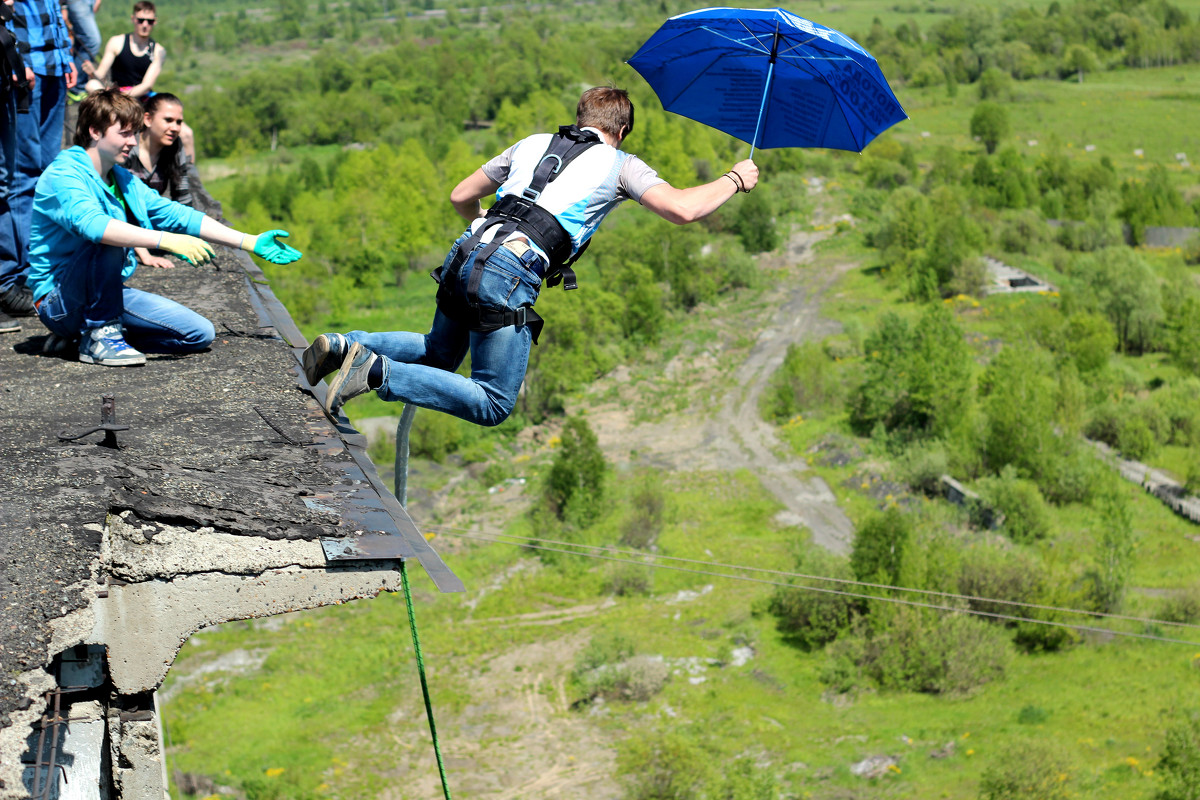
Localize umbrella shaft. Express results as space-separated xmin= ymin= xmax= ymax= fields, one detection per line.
xmin=750 ymin=58 xmax=775 ymax=159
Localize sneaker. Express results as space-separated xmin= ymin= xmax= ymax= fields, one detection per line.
xmin=42 ymin=332 xmax=75 ymax=355
xmin=79 ymin=323 xmax=146 ymax=366
xmin=324 ymin=342 xmax=377 ymax=415
xmin=0 ymin=309 xmax=18 ymax=333
xmin=67 ymin=87 xmax=88 ymax=103
xmin=301 ymin=332 xmax=347 ymax=386
xmin=0 ymin=284 xmax=34 ymax=316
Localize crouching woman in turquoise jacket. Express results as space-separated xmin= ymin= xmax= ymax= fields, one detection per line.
xmin=27 ymin=90 xmax=302 ymax=366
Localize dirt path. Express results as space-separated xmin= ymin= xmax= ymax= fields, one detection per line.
xmin=585 ymin=209 xmax=857 ymax=554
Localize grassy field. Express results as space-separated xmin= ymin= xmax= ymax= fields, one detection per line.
xmin=153 ymin=7 xmax=1200 ymax=799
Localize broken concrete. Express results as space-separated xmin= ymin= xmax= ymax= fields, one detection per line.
xmin=0 ymin=182 xmax=458 ymax=798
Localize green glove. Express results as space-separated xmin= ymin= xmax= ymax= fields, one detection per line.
xmin=244 ymin=229 xmax=303 ymax=264
xmin=159 ymin=232 xmax=215 ymax=266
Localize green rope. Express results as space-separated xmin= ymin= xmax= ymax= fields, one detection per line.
xmin=400 ymin=559 xmax=453 ymax=800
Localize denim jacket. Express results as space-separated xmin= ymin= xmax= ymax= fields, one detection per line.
xmin=27 ymin=146 xmax=205 ymax=302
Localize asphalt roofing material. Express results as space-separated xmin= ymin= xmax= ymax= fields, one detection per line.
xmin=0 ymin=201 xmax=459 ymax=779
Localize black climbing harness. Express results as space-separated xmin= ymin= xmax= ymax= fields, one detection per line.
xmin=432 ymin=125 xmax=605 ymax=343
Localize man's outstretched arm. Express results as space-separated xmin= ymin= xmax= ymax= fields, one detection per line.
xmin=641 ymin=159 xmax=759 ymax=225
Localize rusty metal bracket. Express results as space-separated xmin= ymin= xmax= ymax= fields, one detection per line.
xmin=57 ymin=394 xmax=130 ymax=449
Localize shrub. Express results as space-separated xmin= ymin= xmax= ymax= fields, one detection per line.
xmin=603 ymin=562 xmax=653 ymax=597
xmin=410 ymin=409 xmax=463 ymax=462
xmin=976 ymin=467 xmax=1052 ymax=543
xmin=763 ymin=341 xmax=844 ymax=422
xmin=948 ymin=255 xmax=988 ymax=297
xmin=978 ymin=741 xmax=1071 ymax=800
xmin=710 ymin=757 xmax=781 ymax=800
xmin=618 ymin=730 xmax=710 ymax=800
xmin=957 ymin=544 xmax=1044 ymax=619
xmin=1160 ymin=584 xmax=1200 ymax=624
xmin=850 ymin=507 xmax=912 ymax=586
xmin=1157 ymin=713 xmax=1200 ymax=800
xmin=767 ymin=548 xmax=857 ymax=650
xmin=895 ymin=441 xmax=950 ymax=496
xmin=621 ymin=480 xmax=666 ymax=549
xmin=1017 ymin=705 xmax=1050 ymax=725
xmin=832 ymin=606 xmax=1013 ymax=695
xmin=997 ymin=209 xmax=1051 ymax=254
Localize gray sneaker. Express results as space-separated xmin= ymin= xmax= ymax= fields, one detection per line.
xmin=324 ymin=342 xmax=378 ymax=415
xmin=301 ymin=332 xmax=346 ymax=385
xmin=0 ymin=309 xmax=18 ymax=333
xmin=79 ymin=323 xmax=146 ymax=366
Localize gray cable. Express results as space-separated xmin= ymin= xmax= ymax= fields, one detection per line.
xmin=434 ymin=528 xmax=1200 ymax=647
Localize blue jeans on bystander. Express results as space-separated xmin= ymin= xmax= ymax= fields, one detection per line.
xmin=64 ymin=0 xmax=102 ymax=81
xmin=2 ymin=74 xmax=66 ymax=292
xmin=346 ymin=234 xmax=543 ymax=427
xmin=35 ymin=244 xmax=214 ymax=353
xmin=0 ymin=89 xmax=19 ymax=290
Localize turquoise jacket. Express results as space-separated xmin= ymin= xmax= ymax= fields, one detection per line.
xmin=27 ymin=146 xmax=206 ymax=302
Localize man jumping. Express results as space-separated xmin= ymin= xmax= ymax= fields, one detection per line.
xmin=303 ymin=86 xmax=758 ymax=424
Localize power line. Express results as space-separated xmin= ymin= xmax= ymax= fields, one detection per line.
xmin=426 ymin=524 xmax=1200 ymax=630
xmin=428 ymin=526 xmax=1200 ymax=648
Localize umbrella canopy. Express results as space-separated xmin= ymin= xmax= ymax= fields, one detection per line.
xmin=628 ymin=7 xmax=907 ymax=153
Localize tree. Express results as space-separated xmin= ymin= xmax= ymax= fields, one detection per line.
xmin=1074 ymin=247 xmax=1163 ymax=353
xmin=1061 ymin=43 xmax=1099 ymax=82
xmin=544 ymin=416 xmax=607 ymax=525
xmin=970 ymin=102 xmax=1010 ymax=155
xmin=1089 ymin=494 xmax=1135 ymax=613
xmin=850 ymin=507 xmax=912 ymax=586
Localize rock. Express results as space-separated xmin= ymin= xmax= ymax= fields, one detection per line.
xmin=849 ymin=754 xmax=899 ymax=779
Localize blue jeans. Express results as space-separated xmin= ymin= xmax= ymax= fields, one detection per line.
xmin=0 ymin=90 xmax=18 ymax=289
xmin=347 ymin=236 xmax=542 ymax=427
xmin=64 ymin=0 xmax=102 ymax=79
xmin=35 ymin=244 xmax=214 ymax=353
xmin=3 ymin=74 xmax=66 ymax=291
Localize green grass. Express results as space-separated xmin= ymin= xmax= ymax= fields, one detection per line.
xmin=884 ymin=63 xmax=1200 ymax=183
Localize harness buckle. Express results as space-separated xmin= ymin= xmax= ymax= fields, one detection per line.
xmin=522 ymin=187 xmax=541 ymax=202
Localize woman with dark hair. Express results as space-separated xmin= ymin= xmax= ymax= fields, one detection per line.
xmin=126 ymin=93 xmax=190 ymax=269
xmin=127 ymin=93 xmax=189 ymax=202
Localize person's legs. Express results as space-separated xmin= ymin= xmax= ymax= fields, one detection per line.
xmin=120 ymin=286 xmax=215 ymax=353
xmin=34 ymin=245 xmax=125 ymax=344
xmin=356 ymin=244 xmax=540 ymax=426
xmin=0 ymin=89 xmax=20 ymax=316
xmin=65 ymin=0 xmax=102 ymax=81
xmin=5 ymin=75 xmax=66 ymax=295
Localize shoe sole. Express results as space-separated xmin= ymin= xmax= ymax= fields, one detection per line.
xmin=79 ymin=352 xmax=146 ymax=366
xmin=0 ymin=323 xmax=19 ymax=334
xmin=324 ymin=342 xmax=366 ymax=416
xmin=302 ymin=334 xmax=340 ymax=385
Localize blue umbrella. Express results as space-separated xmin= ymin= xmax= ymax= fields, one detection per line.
xmin=628 ymin=7 xmax=907 ymax=155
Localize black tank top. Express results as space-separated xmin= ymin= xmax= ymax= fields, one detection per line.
xmin=111 ymin=34 xmax=155 ymax=92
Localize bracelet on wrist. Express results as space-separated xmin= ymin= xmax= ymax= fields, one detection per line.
xmin=729 ymin=170 xmax=750 ymax=193
xmin=723 ymin=172 xmax=741 ymax=191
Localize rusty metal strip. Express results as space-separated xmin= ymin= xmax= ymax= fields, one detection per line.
xmin=228 ymin=251 xmax=462 ymax=593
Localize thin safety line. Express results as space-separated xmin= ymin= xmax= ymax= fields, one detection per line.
xmin=401 ymin=560 xmax=453 ymax=800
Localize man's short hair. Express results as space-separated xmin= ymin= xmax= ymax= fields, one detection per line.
xmin=132 ymin=1 xmax=155 ymax=14
xmin=75 ymin=90 xmax=145 ymax=147
xmin=576 ymin=87 xmax=634 ymax=140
